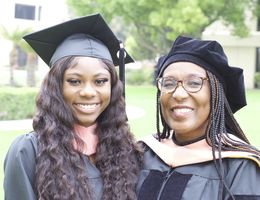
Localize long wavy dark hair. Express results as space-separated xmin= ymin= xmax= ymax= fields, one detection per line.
xmin=33 ymin=56 xmax=142 ymax=200
xmin=156 ymin=70 xmax=260 ymax=200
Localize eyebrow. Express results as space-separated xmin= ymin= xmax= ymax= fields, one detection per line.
xmin=187 ymin=73 xmax=206 ymax=77
xmin=65 ymin=72 xmax=110 ymax=77
xmin=164 ymin=73 xmax=206 ymax=78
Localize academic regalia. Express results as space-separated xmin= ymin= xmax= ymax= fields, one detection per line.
xmin=137 ymin=135 xmax=260 ymax=200
xmin=4 ymin=132 xmax=103 ymax=200
xmin=4 ymin=13 xmax=134 ymax=199
xmin=137 ymin=36 xmax=259 ymax=200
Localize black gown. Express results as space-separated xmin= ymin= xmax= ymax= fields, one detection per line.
xmin=137 ymin=135 xmax=260 ymax=200
xmin=4 ymin=132 xmax=103 ymax=200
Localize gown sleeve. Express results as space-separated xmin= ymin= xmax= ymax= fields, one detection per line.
xmin=225 ymin=158 xmax=260 ymax=200
xmin=4 ymin=132 xmax=38 ymax=200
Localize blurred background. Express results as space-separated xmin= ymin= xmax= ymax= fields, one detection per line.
xmin=1 ymin=0 xmax=260 ymax=198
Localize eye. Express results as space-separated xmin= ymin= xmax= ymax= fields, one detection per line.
xmin=185 ymin=78 xmax=202 ymax=88
xmin=95 ymin=78 xmax=109 ymax=86
xmin=163 ymin=78 xmax=176 ymax=88
xmin=66 ymin=79 xmax=81 ymax=86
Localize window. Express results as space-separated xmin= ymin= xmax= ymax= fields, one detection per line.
xmin=258 ymin=0 xmax=260 ymax=31
xmin=257 ymin=17 xmax=260 ymax=31
xmin=15 ymin=3 xmax=36 ymax=20
xmin=256 ymin=48 xmax=260 ymax=72
xmin=38 ymin=6 xmax=42 ymax=21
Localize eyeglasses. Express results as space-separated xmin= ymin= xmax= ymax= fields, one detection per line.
xmin=157 ymin=76 xmax=209 ymax=93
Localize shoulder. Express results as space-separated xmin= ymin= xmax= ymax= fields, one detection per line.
xmin=6 ymin=132 xmax=37 ymax=157
xmin=4 ymin=132 xmax=38 ymax=169
xmin=223 ymin=157 xmax=260 ymax=196
xmin=138 ymin=136 xmax=170 ymax=171
xmin=225 ymin=157 xmax=260 ymax=174
xmin=4 ymin=132 xmax=38 ymax=199
xmin=223 ymin=157 xmax=260 ymax=187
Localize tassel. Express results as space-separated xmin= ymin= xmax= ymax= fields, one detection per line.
xmin=119 ymin=40 xmax=126 ymax=98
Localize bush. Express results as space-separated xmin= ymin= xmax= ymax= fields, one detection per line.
xmin=0 ymin=87 xmax=38 ymax=120
xmin=255 ymin=72 xmax=260 ymax=89
xmin=126 ymin=67 xmax=154 ymax=85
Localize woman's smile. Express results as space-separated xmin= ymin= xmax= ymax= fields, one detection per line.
xmin=170 ymin=106 xmax=194 ymax=120
xmin=74 ymin=103 xmax=100 ymax=113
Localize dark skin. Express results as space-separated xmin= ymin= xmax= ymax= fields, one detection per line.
xmin=160 ymin=62 xmax=210 ymax=143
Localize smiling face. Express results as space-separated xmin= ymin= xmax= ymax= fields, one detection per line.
xmin=63 ymin=57 xmax=111 ymax=127
xmin=160 ymin=62 xmax=211 ymax=143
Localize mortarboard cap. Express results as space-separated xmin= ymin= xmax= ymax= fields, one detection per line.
xmin=157 ymin=36 xmax=246 ymax=113
xmin=23 ymin=13 xmax=134 ymax=96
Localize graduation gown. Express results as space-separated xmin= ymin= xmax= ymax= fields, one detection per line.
xmin=137 ymin=135 xmax=260 ymax=200
xmin=4 ymin=132 xmax=103 ymax=200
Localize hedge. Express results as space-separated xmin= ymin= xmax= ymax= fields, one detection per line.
xmin=126 ymin=67 xmax=154 ymax=85
xmin=0 ymin=87 xmax=38 ymax=120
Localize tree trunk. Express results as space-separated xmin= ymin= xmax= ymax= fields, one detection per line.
xmin=26 ymin=53 xmax=37 ymax=87
xmin=9 ymin=47 xmax=18 ymax=86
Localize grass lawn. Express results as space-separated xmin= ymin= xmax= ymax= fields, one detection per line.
xmin=0 ymin=86 xmax=259 ymax=199
xmin=0 ymin=129 xmax=32 ymax=199
xmin=233 ymin=89 xmax=260 ymax=147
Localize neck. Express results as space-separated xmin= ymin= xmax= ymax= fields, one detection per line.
xmin=172 ymin=133 xmax=205 ymax=146
xmin=74 ymin=123 xmax=98 ymax=156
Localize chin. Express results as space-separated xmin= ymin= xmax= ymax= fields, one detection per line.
xmin=78 ymin=119 xmax=97 ymax=127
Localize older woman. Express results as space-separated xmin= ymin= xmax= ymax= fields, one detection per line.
xmin=137 ymin=36 xmax=260 ymax=200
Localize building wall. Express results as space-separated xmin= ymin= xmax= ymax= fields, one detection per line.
xmin=202 ymin=5 xmax=260 ymax=89
xmin=202 ymin=33 xmax=260 ymax=89
xmin=0 ymin=0 xmax=70 ymax=68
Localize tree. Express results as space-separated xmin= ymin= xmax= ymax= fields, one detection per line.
xmin=0 ymin=26 xmax=26 ymax=86
xmin=19 ymin=39 xmax=38 ymax=87
xmin=0 ymin=26 xmax=37 ymax=87
xmin=66 ymin=0 xmax=260 ymax=60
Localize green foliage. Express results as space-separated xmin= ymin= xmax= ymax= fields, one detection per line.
xmin=255 ymin=72 xmax=260 ymax=88
xmin=126 ymin=67 xmax=154 ymax=85
xmin=0 ymin=26 xmax=32 ymax=47
xmin=66 ymin=0 xmax=259 ymax=60
xmin=0 ymin=87 xmax=37 ymax=120
xmin=0 ymin=25 xmax=35 ymax=55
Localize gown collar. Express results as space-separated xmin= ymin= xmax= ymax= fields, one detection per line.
xmin=141 ymin=134 xmax=260 ymax=168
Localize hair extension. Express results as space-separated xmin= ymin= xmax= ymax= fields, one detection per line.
xmin=206 ymin=71 xmax=260 ymax=200
xmin=156 ymin=90 xmax=162 ymax=140
xmin=156 ymin=89 xmax=171 ymax=141
xmin=33 ymin=56 xmax=142 ymax=200
xmin=156 ymin=90 xmax=170 ymax=140
xmin=206 ymin=71 xmax=260 ymax=155
xmin=206 ymin=72 xmax=234 ymax=200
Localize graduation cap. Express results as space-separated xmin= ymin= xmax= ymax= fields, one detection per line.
xmin=23 ymin=13 xmax=134 ymax=96
xmin=157 ymin=36 xmax=246 ymax=113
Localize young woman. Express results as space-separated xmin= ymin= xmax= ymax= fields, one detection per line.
xmin=137 ymin=36 xmax=260 ymax=200
xmin=4 ymin=14 xmax=142 ymax=200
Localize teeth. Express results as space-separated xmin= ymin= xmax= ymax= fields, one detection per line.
xmin=77 ymin=104 xmax=97 ymax=110
xmin=173 ymin=108 xmax=192 ymax=114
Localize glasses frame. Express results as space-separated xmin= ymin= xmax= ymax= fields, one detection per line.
xmin=157 ymin=76 xmax=209 ymax=93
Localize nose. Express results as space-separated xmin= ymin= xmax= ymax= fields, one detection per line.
xmin=79 ymin=84 xmax=96 ymax=97
xmin=171 ymin=82 xmax=189 ymax=100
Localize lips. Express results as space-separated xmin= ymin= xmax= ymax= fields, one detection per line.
xmin=74 ymin=103 xmax=100 ymax=113
xmin=171 ymin=106 xmax=193 ymax=119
